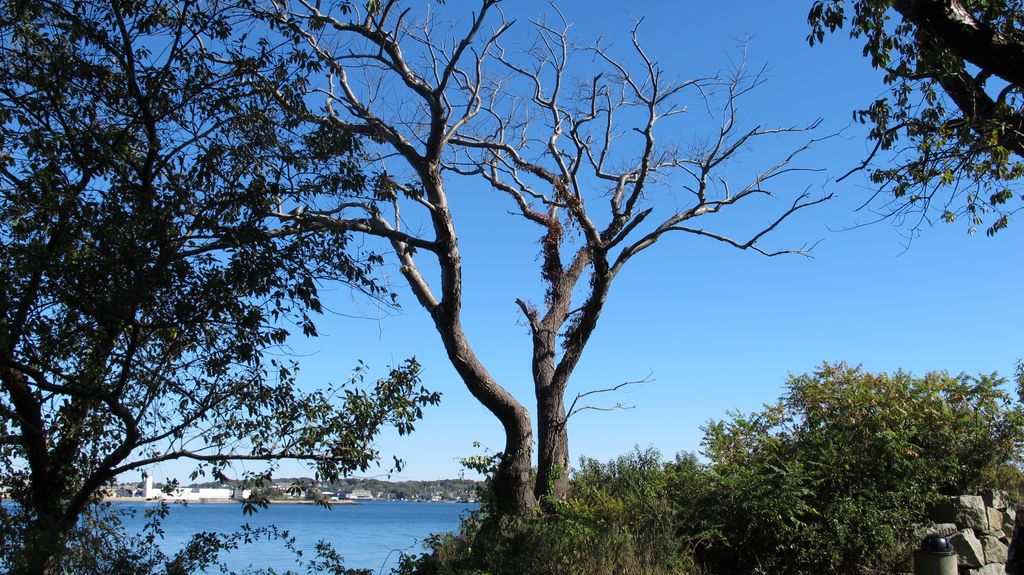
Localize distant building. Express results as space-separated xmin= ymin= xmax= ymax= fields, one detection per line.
xmin=344 ymin=488 xmax=374 ymax=500
xmin=142 ymin=472 xmax=246 ymax=501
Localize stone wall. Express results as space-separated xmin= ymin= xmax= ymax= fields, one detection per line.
xmin=918 ymin=490 xmax=1015 ymax=575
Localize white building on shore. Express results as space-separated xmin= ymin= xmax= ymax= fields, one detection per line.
xmin=142 ymin=473 xmax=249 ymax=501
xmin=344 ymin=488 xmax=375 ymax=500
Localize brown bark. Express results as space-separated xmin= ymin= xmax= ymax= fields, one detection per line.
xmin=526 ymin=217 xmax=581 ymax=501
xmin=526 ymin=307 xmax=569 ymax=501
xmin=491 ymin=409 xmax=537 ymax=515
xmin=894 ymin=0 xmax=1024 ymax=88
xmin=528 ymin=215 xmax=606 ymax=501
xmin=433 ymin=317 xmax=537 ymax=515
xmin=535 ymin=385 xmax=570 ymax=501
xmin=400 ymin=172 xmax=538 ymax=515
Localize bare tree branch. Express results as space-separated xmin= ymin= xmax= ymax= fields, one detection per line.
xmin=567 ymin=372 xmax=653 ymax=420
xmin=246 ymin=1 xmax=833 ymax=508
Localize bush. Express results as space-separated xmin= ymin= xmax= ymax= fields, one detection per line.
xmin=398 ymin=447 xmax=695 ymax=575
xmin=686 ymin=362 xmax=1024 ymax=574
xmin=401 ymin=362 xmax=1024 ymax=575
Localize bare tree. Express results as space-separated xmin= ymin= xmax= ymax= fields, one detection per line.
xmin=263 ymin=0 xmax=830 ymax=513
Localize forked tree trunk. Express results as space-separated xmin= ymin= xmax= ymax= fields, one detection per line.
xmin=528 ymin=226 xmax=596 ymax=503
xmin=491 ymin=408 xmax=538 ymax=515
xmin=428 ymin=288 xmax=538 ymax=515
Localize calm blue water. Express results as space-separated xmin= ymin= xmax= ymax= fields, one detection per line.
xmin=114 ymin=501 xmax=474 ymax=574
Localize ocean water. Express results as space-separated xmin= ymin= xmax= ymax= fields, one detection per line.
xmin=113 ymin=500 xmax=475 ymax=574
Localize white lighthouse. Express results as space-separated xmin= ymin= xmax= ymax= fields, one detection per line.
xmin=142 ymin=472 xmax=156 ymax=499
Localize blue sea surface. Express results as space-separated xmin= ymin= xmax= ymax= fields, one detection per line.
xmin=114 ymin=500 xmax=475 ymax=574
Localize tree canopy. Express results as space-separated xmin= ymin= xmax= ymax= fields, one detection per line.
xmin=809 ymin=0 xmax=1024 ymax=235
xmin=0 ymin=1 xmax=437 ymax=572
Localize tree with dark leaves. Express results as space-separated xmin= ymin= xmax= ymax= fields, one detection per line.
xmin=0 ymin=1 xmax=438 ymax=573
xmin=809 ymin=0 xmax=1024 ymax=235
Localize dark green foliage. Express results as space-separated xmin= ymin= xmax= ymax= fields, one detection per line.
xmin=808 ymin=0 xmax=1024 ymax=235
xmin=397 ymin=447 xmax=695 ymax=575
xmin=404 ymin=362 xmax=1024 ymax=575
xmin=685 ymin=363 xmax=1024 ymax=574
xmin=0 ymin=0 xmax=439 ymax=571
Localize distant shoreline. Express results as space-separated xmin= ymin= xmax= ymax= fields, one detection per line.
xmin=1 ymin=495 xmax=473 ymax=505
xmin=101 ymin=497 xmax=358 ymax=505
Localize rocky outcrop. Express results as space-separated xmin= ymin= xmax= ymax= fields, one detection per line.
xmin=950 ymin=528 xmax=985 ymax=568
xmin=967 ymin=563 xmax=1007 ymax=575
xmin=981 ymin=533 xmax=1008 ymax=564
xmin=917 ymin=492 xmax=1016 ymax=575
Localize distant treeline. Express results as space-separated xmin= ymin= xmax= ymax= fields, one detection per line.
xmin=188 ymin=477 xmax=480 ymax=500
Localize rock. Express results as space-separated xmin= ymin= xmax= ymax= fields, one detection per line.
xmin=984 ymin=489 xmax=1010 ymax=510
xmin=991 ymin=508 xmax=1006 ymax=532
xmin=967 ymin=564 xmax=1007 ymax=575
xmin=916 ymin=522 xmax=960 ymax=539
xmin=950 ymin=528 xmax=986 ymax=568
xmin=956 ymin=496 xmax=990 ymax=531
xmin=1006 ymin=520 xmax=1017 ymax=542
xmin=933 ymin=523 xmax=960 ymax=537
xmin=982 ymin=532 xmax=1010 ymax=563
xmin=1009 ymin=506 xmax=1018 ymax=523
xmin=1007 ymin=504 xmax=1024 ymax=575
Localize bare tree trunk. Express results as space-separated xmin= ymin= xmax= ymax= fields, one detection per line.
xmin=438 ymin=330 xmax=537 ymax=514
xmin=270 ymin=0 xmax=829 ymax=518
xmin=491 ymin=407 xmax=537 ymax=515
xmin=424 ymin=231 xmax=538 ymax=514
xmin=535 ymin=385 xmax=569 ymax=501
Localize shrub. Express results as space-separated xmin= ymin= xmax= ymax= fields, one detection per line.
xmin=398 ymin=447 xmax=695 ymax=575
xmin=686 ymin=362 xmax=1024 ymax=574
xmin=402 ymin=362 xmax=1024 ymax=575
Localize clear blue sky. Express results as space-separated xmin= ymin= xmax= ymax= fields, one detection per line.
xmin=146 ymin=1 xmax=1023 ymax=484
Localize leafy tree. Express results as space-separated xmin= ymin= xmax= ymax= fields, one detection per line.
xmin=690 ymin=363 xmax=1024 ymax=574
xmin=260 ymin=0 xmax=829 ymax=514
xmin=0 ymin=1 xmax=438 ymax=572
xmin=808 ymin=0 xmax=1024 ymax=235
